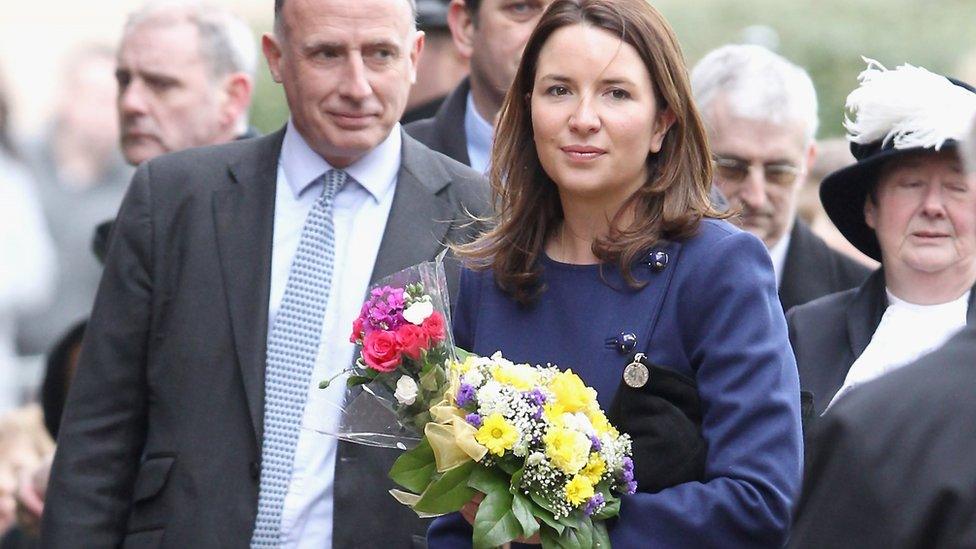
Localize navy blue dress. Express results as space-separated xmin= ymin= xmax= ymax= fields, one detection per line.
xmin=428 ymin=219 xmax=803 ymax=548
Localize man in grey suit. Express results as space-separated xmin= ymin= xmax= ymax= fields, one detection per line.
xmin=40 ymin=0 xmax=488 ymax=547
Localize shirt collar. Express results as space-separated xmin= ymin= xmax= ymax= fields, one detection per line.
xmin=768 ymin=227 xmax=792 ymax=286
xmin=464 ymin=93 xmax=494 ymax=155
xmin=280 ymin=119 xmax=401 ymax=203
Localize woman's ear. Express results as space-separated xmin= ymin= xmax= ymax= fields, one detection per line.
xmin=649 ymin=108 xmax=677 ymax=154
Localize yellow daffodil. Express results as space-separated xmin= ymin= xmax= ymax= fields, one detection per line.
xmin=549 ymin=370 xmax=596 ymax=413
xmin=565 ymin=474 xmax=595 ymax=506
xmin=581 ymin=454 xmax=606 ymax=484
xmin=475 ymin=414 xmax=518 ymax=456
xmin=544 ymin=427 xmax=590 ymax=475
xmin=491 ymin=363 xmax=537 ymax=391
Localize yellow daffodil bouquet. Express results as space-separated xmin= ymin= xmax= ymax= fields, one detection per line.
xmin=389 ymin=351 xmax=635 ymax=549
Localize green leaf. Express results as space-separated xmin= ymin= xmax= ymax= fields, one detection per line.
xmin=345 ymin=375 xmax=374 ymax=387
xmin=472 ymin=483 xmax=520 ymax=549
xmin=592 ymin=520 xmax=611 ymax=549
xmin=455 ymin=347 xmax=474 ymax=361
xmin=412 ymin=461 xmax=477 ymax=515
xmin=388 ymin=438 xmax=437 ymax=493
xmin=539 ymin=516 xmax=594 ymax=549
xmin=512 ymin=490 xmax=540 ymax=539
xmin=467 ymin=465 xmax=509 ymax=496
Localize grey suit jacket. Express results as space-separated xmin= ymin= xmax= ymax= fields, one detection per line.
xmin=41 ymin=128 xmax=489 ymax=548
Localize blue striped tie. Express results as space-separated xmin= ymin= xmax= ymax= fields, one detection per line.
xmin=251 ymin=169 xmax=346 ymax=547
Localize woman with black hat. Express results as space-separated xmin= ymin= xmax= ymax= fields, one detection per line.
xmin=789 ymin=59 xmax=976 ymax=417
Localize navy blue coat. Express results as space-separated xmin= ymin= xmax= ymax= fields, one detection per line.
xmin=428 ymin=219 xmax=803 ymax=548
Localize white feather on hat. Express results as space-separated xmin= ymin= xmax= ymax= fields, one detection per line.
xmin=844 ymin=57 xmax=976 ymax=151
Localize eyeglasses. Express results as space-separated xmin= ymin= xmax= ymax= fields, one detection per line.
xmin=712 ymin=155 xmax=802 ymax=188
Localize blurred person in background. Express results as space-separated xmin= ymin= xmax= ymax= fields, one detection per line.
xmin=692 ymin=44 xmax=870 ymax=314
xmin=5 ymin=0 xmax=260 ymax=540
xmin=788 ymin=61 xmax=976 ymax=417
xmin=401 ymin=0 xmax=468 ymax=123
xmin=15 ymin=45 xmax=132 ymax=357
xmin=405 ymin=0 xmax=557 ymax=173
xmin=115 ymin=0 xmax=257 ymax=167
xmin=0 ymin=405 xmax=53 ymax=544
xmin=788 ymin=113 xmax=976 ymax=549
xmin=0 ymin=73 xmax=56 ymax=414
xmin=801 ymin=137 xmax=878 ymax=269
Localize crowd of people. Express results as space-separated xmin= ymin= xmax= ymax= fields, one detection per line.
xmin=0 ymin=0 xmax=973 ymax=547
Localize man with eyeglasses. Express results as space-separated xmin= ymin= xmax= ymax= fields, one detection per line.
xmin=692 ymin=45 xmax=870 ymax=313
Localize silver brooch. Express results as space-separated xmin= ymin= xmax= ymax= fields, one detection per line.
xmin=623 ymin=353 xmax=650 ymax=388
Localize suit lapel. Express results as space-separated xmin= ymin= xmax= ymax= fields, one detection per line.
xmin=430 ymin=78 xmax=472 ymax=166
xmin=369 ymin=132 xmax=454 ymax=284
xmin=212 ymin=128 xmax=285 ymax=442
xmin=845 ymin=269 xmax=888 ymax=360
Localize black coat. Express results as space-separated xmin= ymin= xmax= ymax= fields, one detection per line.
xmin=789 ymin=325 xmax=976 ymax=548
xmin=779 ymin=220 xmax=871 ymax=314
xmin=41 ymin=129 xmax=490 ymax=548
xmin=788 ymin=269 xmax=976 ymax=415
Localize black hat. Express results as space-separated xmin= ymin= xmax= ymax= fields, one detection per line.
xmin=820 ymin=59 xmax=976 ymax=261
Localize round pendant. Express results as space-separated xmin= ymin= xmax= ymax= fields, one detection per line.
xmin=623 ymin=360 xmax=649 ymax=388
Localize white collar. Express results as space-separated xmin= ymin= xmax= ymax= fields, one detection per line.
xmin=768 ymin=226 xmax=792 ymax=286
xmin=280 ymin=119 xmax=401 ymax=202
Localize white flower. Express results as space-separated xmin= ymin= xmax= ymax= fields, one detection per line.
xmin=402 ymin=301 xmax=434 ymax=325
xmin=394 ymin=375 xmax=419 ymax=406
xmin=527 ymin=452 xmax=547 ymax=466
xmin=462 ymin=369 xmax=485 ymax=387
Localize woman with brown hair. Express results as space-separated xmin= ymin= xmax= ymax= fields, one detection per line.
xmin=428 ymin=0 xmax=802 ymax=546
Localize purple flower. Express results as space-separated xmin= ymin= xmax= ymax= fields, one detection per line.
xmin=532 ymin=406 xmax=544 ymax=420
xmin=455 ymin=384 xmax=476 ymax=408
xmin=588 ymin=434 xmax=602 ymax=452
xmin=465 ymin=413 xmax=483 ymax=428
xmin=621 ymin=468 xmax=634 ymax=484
xmin=621 ymin=456 xmax=634 ymax=472
xmin=365 ymin=286 xmax=406 ymax=330
xmin=626 ymin=480 xmax=638 ymax=494
xmin=583 ymin=493 xmax=605 ymax=516
xmin=524 ymin=388 xmax=547 ymax=406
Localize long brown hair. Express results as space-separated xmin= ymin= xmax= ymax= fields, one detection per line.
xmin=458 ymin=0 xmax=722 ymax=305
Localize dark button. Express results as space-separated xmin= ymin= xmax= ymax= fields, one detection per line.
xmin=648 ymin=250 xmax=669 ymax=272
xmin=616 ymin=332 xmax=638 ymax=353
xmin=250 ymin=461 xmax=260 ymax=480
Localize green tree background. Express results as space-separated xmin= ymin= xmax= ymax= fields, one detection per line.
xmin=248 ymin=0 xmax=976 ymax=139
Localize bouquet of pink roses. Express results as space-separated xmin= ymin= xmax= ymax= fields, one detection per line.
xmin=318 ymin=260 xmax=457 ymax=447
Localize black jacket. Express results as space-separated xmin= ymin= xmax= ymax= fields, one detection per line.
xmin=788 ymin=269 xmax=976 ymax=415
xmin=789 ymin=325 xmax=976 ymax=548
xmin=779 ymin=220 xmax=871 ymax=314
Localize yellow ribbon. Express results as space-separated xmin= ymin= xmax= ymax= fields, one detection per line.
xmin=425 ymin=401 xmax=488 ymax=471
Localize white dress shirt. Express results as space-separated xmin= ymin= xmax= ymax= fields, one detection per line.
xmin=269 ymin=121 xmax=400 ymax=548
xmin=827 ymin=288 xmax=970 ymax=411
xmin=463 ymin=92 xmax=493 ymax=175
xmin=768 ymin=227 xmax=792 ymax=288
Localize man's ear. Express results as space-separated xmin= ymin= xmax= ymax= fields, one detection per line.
xmin=262 ymin=32 xmax=284 ymax=83
xmin=219 ymin=73 xmax=253 ymax=132
xmin=447 ymin=0 xmax=476 ymax=61
xmin=408 ymin=31 xmax=426 ymax=84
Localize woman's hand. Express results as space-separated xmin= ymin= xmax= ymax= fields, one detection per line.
xmin=461 ymin=492 xmax=542 ymax=545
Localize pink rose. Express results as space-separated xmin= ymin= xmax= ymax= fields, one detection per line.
xmin=422 ymin=311 xmax=446 ymax=343
xmin=396 ymin=324 xmax=429 ymax=361
xmin=362 ymin=331 xmax=401 ymax=372
xmin=350 ymin=316 xmax=365 ymax=344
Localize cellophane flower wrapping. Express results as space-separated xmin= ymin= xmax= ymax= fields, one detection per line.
xmin=321 ymin=260 xmax=456 ymax=449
